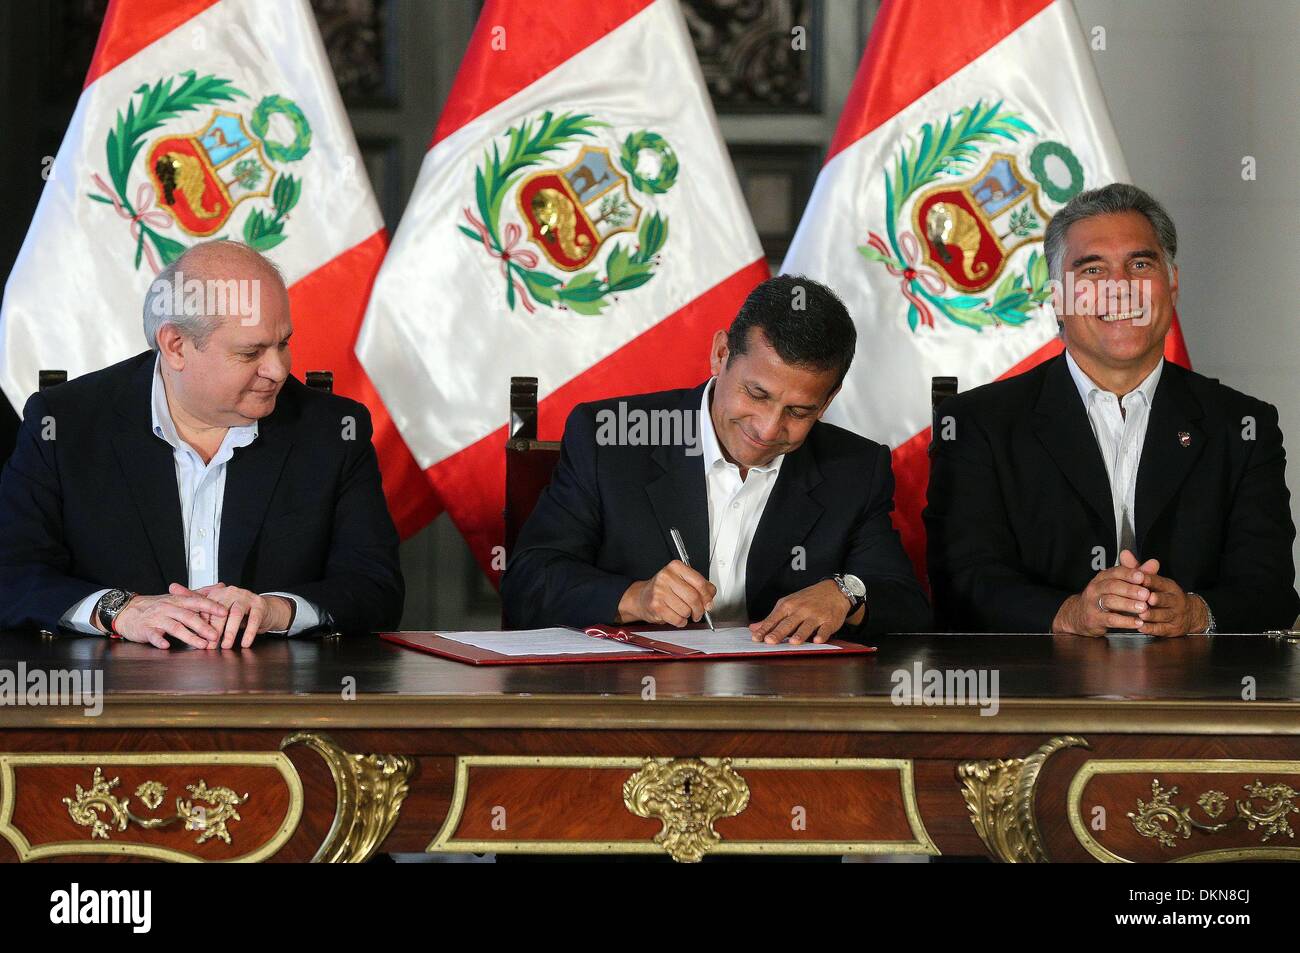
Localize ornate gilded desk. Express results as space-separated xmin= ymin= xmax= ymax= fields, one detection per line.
xmin=0 ymin=631 xmax=1297 ymax=863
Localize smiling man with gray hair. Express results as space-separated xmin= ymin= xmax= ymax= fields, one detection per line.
xmin=925 ymin=183 xmax=1298 ymax=636
xmin=0 ymin=240 xmax=403 ymax=647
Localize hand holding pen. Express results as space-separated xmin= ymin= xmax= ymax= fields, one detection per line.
xmin=613 ymin=529 xmax=717 ymax=628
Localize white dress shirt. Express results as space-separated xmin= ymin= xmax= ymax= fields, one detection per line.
xmin=1065 ymin=350 xmax=1164 ymax=557
xmin=699 ymin=378 xmax=785 ymax=624
xmin=61 ymin=355 xmax=322 ymax=636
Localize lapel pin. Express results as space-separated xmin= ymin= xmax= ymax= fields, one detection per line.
xmin=1178 ymin=431 xmax=1191 ymax=447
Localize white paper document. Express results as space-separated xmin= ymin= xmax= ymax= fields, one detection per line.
xmin=438 ymin=628 xmax=652 ymax=656
xmin=634 ymin=627 xmax=843 ymax=654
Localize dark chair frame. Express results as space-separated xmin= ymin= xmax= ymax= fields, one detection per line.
xmin=503 ymin=376 xmax=561 ymax=561
xmin=38 ymin=369 xmax=334 ymax=393
xmin=929 ymin=375 xmax=957 ymax=454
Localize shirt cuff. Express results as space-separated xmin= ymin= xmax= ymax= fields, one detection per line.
xmin=61 ymin=589 xmax=111 ymax=635
xmin=262 ymin=592 xmax=324 ymax=636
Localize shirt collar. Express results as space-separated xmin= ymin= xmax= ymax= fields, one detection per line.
xmin=151 ymin=353 xmax=258 ymax=458
xmin=1064 ymin=350 xmax=1164 ymax=408
xmin=699 ymin=378 xmax=783 ymax=476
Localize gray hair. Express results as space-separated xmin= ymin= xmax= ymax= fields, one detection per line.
xmin=1044 ymin=183 xmax=1178 ymax=283
xmin=142 ymin=240 xmax=284 ymax=350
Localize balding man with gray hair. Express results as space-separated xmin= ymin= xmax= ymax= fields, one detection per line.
xmin=925 ymin=183 xmax=1298 ymax=636
xmin=0 ymin=240 xmax=403 ymax=646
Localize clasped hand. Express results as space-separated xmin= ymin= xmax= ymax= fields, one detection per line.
xmin=1052 ymin=550 xmax=1209 ymax=637
xmin=107 ymin=583 xmax=292 ymax=649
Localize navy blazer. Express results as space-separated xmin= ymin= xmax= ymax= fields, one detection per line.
xmin=0 ymin=351 xmax=404 ymax=636
xmin=500 ymin=382 xmax=931 ymax=637
xmin=925 ymin=354 xmax=1300 ymax=633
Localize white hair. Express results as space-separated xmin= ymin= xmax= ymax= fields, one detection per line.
xmin=141 ymin=240 xmax=284 ymax=349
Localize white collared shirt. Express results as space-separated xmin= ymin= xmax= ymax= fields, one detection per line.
xmin=61 ymin=355 xmax=321 ymax=636
xmin=1065 ymin=350 xmax=1164 ymax=557
xmin=699 ymin=378 xmax=785 ymax=624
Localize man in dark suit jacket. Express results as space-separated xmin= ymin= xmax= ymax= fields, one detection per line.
xmin=0 ymin=241 xmax=403 ymax=646
xmin=926 ymin=184 xmax=1298 ymax=635
xmin=501 ymin=276 xmax=931 ymax=642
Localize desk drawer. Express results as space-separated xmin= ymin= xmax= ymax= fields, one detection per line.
xmin=426 ymin=755 xmax=939 ymax=862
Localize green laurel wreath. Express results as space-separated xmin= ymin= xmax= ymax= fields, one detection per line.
xmin=243 ymin=173 xmax=302 ymax=252
xmin=937 ymin=249 xmax=1053 ymax=328
xmin=244 ymin=95 xmax=308 ymax=249
xmin=619 ymin=130 xmax=678 ymax=194
xmin=858 ymin=100 xmax=1053 ymax=331
xmin=87 ymin=70 xmax=244 ymax=269
xmin=521 ymin=212 xmax=667 ymax=315
xmin=458 ymin=111 xmax=670 ymax=314
xmin=250 ymin=94 xmax=312 ymax=162
xmin=1029 ymin=140 xmax=1085 ymax=204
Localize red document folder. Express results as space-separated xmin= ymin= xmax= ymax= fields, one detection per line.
xmin=380 ymin=625 xmax=876 ymax=666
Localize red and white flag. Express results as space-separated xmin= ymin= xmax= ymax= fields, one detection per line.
xmin=781 ymin=0 xmax=1190 ymax=578
xmin=0 ymin=0 xmax=438 ymax=536
xmin=357 ymin=0 xmax=768 ymax=577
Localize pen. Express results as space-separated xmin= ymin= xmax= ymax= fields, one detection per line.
xmin=669 ymin=526 xmax=715 ymax=631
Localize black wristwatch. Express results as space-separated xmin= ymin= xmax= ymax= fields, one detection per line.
xmin=94 ymin=589 xmax=135 ymax=636
xmin=828 ymin=573 xmax=867 ymax=614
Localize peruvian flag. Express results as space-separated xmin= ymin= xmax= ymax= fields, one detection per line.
xmin=781 ymin=0 xmax=1190 ymax=580
xmin=357 ymin=0 xmax=768 ymax=579
xmin=0 ymin=0 xmax=438 ymax=537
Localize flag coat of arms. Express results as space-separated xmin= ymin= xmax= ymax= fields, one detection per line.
xmin=0 ymin=0 xmax=438 ymax=536
xmin=357 ymin=0 xmax=768 ymax=577
xmin=781 ymin=0 xmax=1190 ymax=578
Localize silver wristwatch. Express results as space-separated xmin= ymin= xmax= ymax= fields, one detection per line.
xmin=830 ymin=573 xmax=867 ymax=614
xmin=1188 ymin=592 xmax=1216 ymax=634
xmin=95 ymin=589 xmax=135 ymax=635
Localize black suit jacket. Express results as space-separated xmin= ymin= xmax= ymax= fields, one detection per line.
xmin=500 ymin=383 xmax=931 ymax=636
xmin=0 ymin=351 xmax=404 ymax=636
xmin=925 ymin=354 xmax=1299 ymax=633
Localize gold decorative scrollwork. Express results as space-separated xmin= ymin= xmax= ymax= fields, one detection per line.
xmin=622 ymin=757 xmax=751 ymax=863
xmin=280 ymin=732 xmax=415 ymax=863
xmin=1129 ymin=780 xmax=1226 ymax=845
xmin=135 ymin=781 xmax=166 ymax=811
xmin=64 ymin=769 xmax=248 ymax=844
xmin=958 ymin=735 xmax=1089 ymax=863
xmin=178 ymin=781 xmax=249 ymax=845
xmin=1131 ymin=778 xmax=1297 ymax=847
xmin=1240 ymin=781 xmax=1298 ymax=841
xmin=1 ymin=752 xmax=302 ymax=863
xmin=1197 ymin=790 xmax=1228 ymax=819
xmin=62 ymin=767 xmax=128 ymax=840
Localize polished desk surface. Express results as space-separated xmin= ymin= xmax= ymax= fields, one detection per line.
xmin=3 ymin=629 xmax=1299 ymax=863
xmin=2 ymin=630 xmax=1298 ymax=733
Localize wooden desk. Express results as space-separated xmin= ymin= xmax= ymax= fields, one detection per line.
xmin=0 ymin=630 xmax=1297 ymax=863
